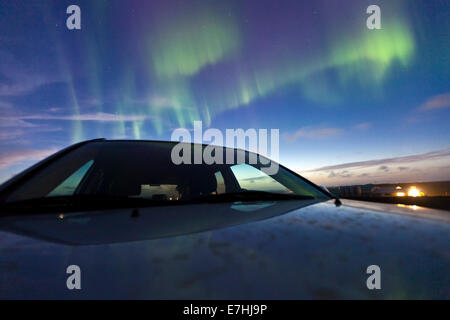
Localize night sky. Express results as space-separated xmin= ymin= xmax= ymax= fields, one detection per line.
xmin=0 ymin=0 xmax=449 ymax=185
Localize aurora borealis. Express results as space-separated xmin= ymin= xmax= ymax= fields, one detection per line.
xmin=0 ymin=0 xmax=449 ymax=185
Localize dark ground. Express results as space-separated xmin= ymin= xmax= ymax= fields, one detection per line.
xmin=341 ymin=196 xmax=450 ymax=211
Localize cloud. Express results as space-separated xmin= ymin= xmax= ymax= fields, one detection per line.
xmin=0 ymin=111 xmax=160 ymax=142
xmin=354 ymin=122 xmax=371 ymax=130
xmin=328 ymin=170 xmax=353 ymax=178
xmin=358 ymin=173 xmax=369 ymax=177
xmin=419 ymin=93 xmax=450 ymax=111
xmin=0 ymin=148 xmax=58 ymax=170
xmin=302 ymin=148 xmax=450 ymax=186
xmin=36 ymin=112 xmax=150 ymax=122
xmin=0 ymin=50 xmax=59 ymax=97
xmin=0 ymin=124 xmax=62 ymax=141
xmin=0 ymin=118 xmax=38 ymax=128
xmin=284 ymin=126 xmax=343 ymax=142
xmin=307 ymin=149 xmax=450 ymax=172
xmin=0 ymin=129 xmax=27 ymax=141
xmin=0 ymin=112 xmax=153 ymax=123
xmin=0 ymin=109 xmax=64 ymax=140
xmin=285 ymin=122 xmax=372 ymax=143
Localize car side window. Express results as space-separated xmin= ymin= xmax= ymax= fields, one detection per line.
xmin=214 ymin=171 xmax=226 ymax=194
xmin=230 ymin=163 xmax=291 ymax=193
xmin=47 ymin=160 xmax=94 ymax=197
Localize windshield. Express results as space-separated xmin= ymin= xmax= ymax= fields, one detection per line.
xmin=1 ymin=141 xmax=329 ymax=206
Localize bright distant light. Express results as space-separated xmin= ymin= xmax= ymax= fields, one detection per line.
xmin=396 ymin=186 xmax=402 ymax=190
xmin=397 ymin=204 xmax=420 ymax=210
xmin=396 ymin=192 xmax=405 ymax=197
xmin=407 ymin=186 xmax=423 ymax=197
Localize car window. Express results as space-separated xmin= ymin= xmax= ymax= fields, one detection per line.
xmin=47 ymin=160 xmax=94 ymax=197
xmin=2 ymin=141 xmax=329 ymax=204
xmin=137 ymin=184 xmax=180 ymax=201
xmin=230 ymin=163 xmax=291 ymax=194
xmin=214 ymin=171 xmax=226 ymax=194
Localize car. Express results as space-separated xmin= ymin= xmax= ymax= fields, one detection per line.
xmin=0 ymin=139 xmax=448 ymax=299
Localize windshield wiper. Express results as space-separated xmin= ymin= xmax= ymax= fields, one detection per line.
xmin=189 ymin=190 xmax=314 ymax=203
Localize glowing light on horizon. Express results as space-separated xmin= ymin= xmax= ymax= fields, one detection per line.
xmin=407 ymin=186 xmax=423 ymax=197
xmin=397 ymin=204 xmax=420 ymax=211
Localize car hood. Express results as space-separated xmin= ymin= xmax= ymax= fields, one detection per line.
xmin=0 ymin=199 xmax=448 ymax=299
